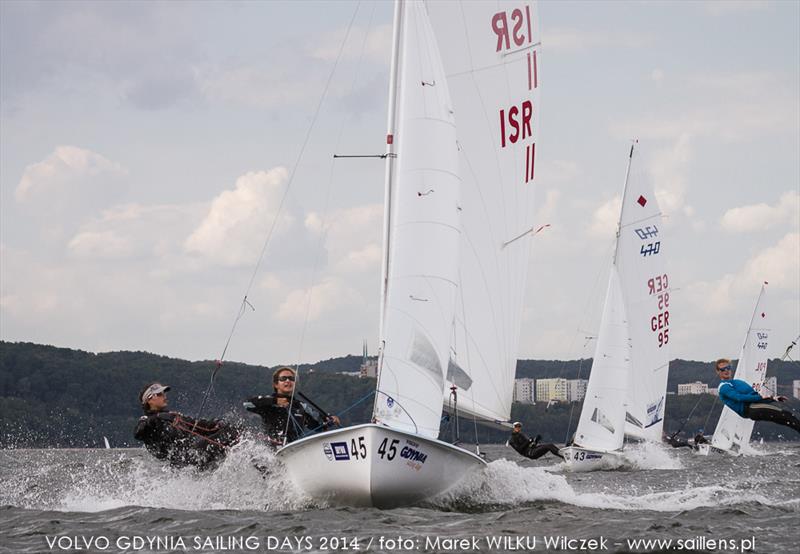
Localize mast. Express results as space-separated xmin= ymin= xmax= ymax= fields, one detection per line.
xmin=374 ymin=0 xmax=404 ymax=415
xmin=612 ymin=141 xmax=636 ymax=266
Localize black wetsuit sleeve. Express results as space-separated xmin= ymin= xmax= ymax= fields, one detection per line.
xmin=134 ymin=414 xmax=158 ymax=442
xmin=244 ymin=396 xmax=271 ymax=415
xmin=508 ymin=432 xmax=529 ymax=455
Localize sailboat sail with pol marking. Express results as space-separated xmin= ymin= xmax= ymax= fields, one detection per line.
xmin=276 ymin=0 xmax=542 ymax=507
xmin=710 ymin=283 xmax=770 ymax=456
xmin=561 ymin=142 xmax=670 ymax=471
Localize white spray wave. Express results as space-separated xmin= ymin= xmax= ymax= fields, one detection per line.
xmin=16 ymin=440 xmax=316 ymax=513
xmin=434 ymin=458 xmax=799 ymax=513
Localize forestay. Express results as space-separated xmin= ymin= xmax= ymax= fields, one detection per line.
xmin=712 ymin=284 xmax=770 ymax=453
xmin=618 ymin=146 xmax=670 ymax=442
xmin=426 ymin=0 xmax=542 ymax=424
xmin=374 ymin=0 xmax=461 ymax=439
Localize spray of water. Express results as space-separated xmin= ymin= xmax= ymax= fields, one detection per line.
xmin=431 ymin=456 xmax=798 ymax=513
xmin=3 ymin=441 xmax=797 ymax=514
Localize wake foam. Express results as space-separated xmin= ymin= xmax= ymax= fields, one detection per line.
xmin=5 ymin=438 xmax=316 ymax=513
xmin=4 ymin=442 xmax=797 ymax=514
xmin=431 ymin=458 xmax=798 ymax=513
xmin=624 ymin=441 xmax=684 ymax=470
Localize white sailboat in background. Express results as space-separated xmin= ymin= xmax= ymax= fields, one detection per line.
xmin=561 ymin=142 xmax=670 ymax=471
xmin=710 ymin=283 xmax=770 ymax=456
xmin=277 ymin=0 xmax=541 ymax=507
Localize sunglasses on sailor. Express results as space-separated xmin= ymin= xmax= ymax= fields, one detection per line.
xmin=276 ymin=375 xmax=296 ymax=382
xmin=717 ymin=365 xmax=732 ymax=372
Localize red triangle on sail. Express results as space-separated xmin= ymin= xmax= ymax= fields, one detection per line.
xmin=637 ymin=195 xmax=647 ymax=207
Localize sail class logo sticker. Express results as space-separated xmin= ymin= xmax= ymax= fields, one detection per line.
xmin=637 ymin=195 xmax=647 ymax=207
xmin=634 ymin=226 xmax=659 ymax=240
xmin=330 ymin=441 xmax=350 ymax=461
xmin=323 ymin=442 xmax=333 ymax=461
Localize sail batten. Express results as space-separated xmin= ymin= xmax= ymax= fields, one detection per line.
xmin=427 ymin=0 xmax=541 ymax=424
xmin=374 ymin=1 xmax=461 ymax=439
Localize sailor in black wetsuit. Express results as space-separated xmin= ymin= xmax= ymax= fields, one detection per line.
xmin=663 ymin=431 xmax=693 ymax=449
xmin=507 ymin=421 xmax=564 ymax=460
xmin=694 ymin=432 xmax=709 ymax=446
xmin=134 ymin=382 xmax=240 ymax=470
xmin=244 ymin=367 xmax=340 ymax=446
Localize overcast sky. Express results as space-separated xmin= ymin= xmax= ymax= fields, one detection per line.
xmin=1 ymin=0 xmax=798 ymax=369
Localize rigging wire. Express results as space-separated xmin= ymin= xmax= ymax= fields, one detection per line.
xmin=781 ymin=334 xmax=799 ymax=361
xmin=284 ymin=2 xmax=374 ymax=442
xmin=558 ymin=238 xmax=613 ymax=443
xmin=193 ymin=1 xmax=364 ymax=425
xmin=670 ymin=392 xmax=707 ymax=438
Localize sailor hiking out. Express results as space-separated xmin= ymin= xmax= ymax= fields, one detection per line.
xmin=715 ymin=359 xmax=800 ymax=434
xmin=507 ymin=421 xmax=564 ymax=460
xmin=134 ymin=382 xmax=241 ymax=470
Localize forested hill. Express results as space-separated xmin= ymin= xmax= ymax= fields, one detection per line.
xmin=1 ymin=341 xmax=798 ymax=448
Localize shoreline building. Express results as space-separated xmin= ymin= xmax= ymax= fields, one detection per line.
xmin=793 ymin=380 xmax=800 ymax=400
xmin=536 ymin=378 xmax=568 ymax=404
xmin=567 ymin=379 xmax=588 ymax=402
xmin=358 ymin=340 xmax=377 ymax=379
xmin=513 ymin=378 xmax=535 ymax=404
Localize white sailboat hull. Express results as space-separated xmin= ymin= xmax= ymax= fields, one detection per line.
xmin=559 ymin=446 xmax=627 ymax=472
xmin=694 ymin=444 xmax=711 ymax=456
xmin=275 ymin=423 xmax=486 ymax=508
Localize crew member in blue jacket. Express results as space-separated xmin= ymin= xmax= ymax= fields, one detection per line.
xmin=715 ymin=358 xmax=800 ymax=434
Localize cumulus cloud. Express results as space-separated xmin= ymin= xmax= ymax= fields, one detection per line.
xmin=686 ymin=232 xmax=799 ymax=314
xmin=588 ymin=195 xmax=621 ymax=238
xmin=15 ymin=145 xmax=128 ymax=205
xmin=67 ymin=230 xmax=133 ymax=259
xmin=649 ymin=134 xmax=693 ymax=218
xmin=67 ymin=202 xmax=204 ymax=261
xmin=720 ymin=191 xmax=799 ymax=233
xmin=276 ymin=279 xmax=362 ymax=322
xmin=739 ymin=232 xmax=799 ymax=290
xmin=323 ymin=204 xmax=383 ymax=273
xmin=184 ymin=168 xmax=293 ymax=266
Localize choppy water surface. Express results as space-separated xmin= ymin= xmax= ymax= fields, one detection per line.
xmin=1 ymin=440 xmax=798 ymax=553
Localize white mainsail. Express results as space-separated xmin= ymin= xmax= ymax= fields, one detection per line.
xmin=426 ymin=0 xmax=542 ymax=424
xmin=618 ymin=148 xmax=670 ymax=442
xmin=374 ymin=0 xmax=461 ymax=439
xmin=711 ymin=284 xmax=770 ymax=453
xmin=278 ymin=0 xmax=539 ymax=507
xmin=572 ymin=143 xmax=669 ymax=451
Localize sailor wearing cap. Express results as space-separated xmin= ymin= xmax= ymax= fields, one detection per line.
xmin=507 ymin=421 xmax=564 ymax=461
xmin=134 ymin=381 xmax=240 ymax=470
